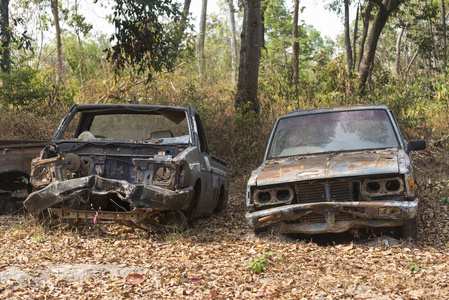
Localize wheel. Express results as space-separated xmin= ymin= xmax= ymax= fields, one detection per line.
xmin=3 ymin=199 xmax=18 ymax=214
xmin=183 ymin=181 xmax=200 ymax=220
xmin=158 ymin=210 xmax=188 ymax=232
xmin=214 ymin=185 xmax=228 ymax=213
xmin=401 ymin=216 xmax=418 ymax=241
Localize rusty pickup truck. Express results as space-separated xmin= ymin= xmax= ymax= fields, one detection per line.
xmin=24 ymin=104 xmax=228 ymax=229
xmin=0 ymin=140 xmax=48 ymax=213
xmin=246 ymin=105 xmax=426 ymax=239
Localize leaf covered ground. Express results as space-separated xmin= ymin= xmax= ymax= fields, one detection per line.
xmin=1 ymin=147 xmax=449 ymax=299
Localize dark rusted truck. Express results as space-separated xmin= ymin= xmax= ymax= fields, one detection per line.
xmin=24 ymin=104 xmax=228 ymax=229
xmin=246 ymin=105 xmax=426 ymax=239
xmin=0 ymin=140 xmax=48 ymax=213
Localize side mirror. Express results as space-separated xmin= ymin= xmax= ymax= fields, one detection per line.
xmin=407 ymin=140 xmax=426 ymax=151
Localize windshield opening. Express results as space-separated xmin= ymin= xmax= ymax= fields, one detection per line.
xmin=60 ymin=111 xmax=190 ymax=144
xmin=268 ymin=109 xmax=399 ymax=158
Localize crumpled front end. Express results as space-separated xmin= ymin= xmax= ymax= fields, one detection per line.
xmin=24 ymin=152 xmax=194 ymax=227
xmin=246 ymin=199 xmax=418 ymax=234
xmin=246 ymin=150 xmax=419 ymax=234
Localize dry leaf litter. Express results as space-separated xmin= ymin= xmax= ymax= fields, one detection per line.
xmin=0 ymin=143 xmax=449 ymax=299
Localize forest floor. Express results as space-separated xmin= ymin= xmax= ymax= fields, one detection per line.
xmin=1 ymin=144 xmax=449 ymax=299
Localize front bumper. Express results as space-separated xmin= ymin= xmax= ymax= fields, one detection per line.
xmin=246 ymin=199 xmax=418 ymax=234
xmin=24 ymin=175 xmax=194 ymax=217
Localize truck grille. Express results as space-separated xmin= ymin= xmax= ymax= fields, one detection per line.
xmin=299 ymin=212 xmax=359 ymax=224
xmin=295 ymin=179 xmax=354 ymax=204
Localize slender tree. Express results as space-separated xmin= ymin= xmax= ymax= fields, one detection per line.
xmin=358 ymin=0 xmax=403 ymax=92
xmin=173 ymin=0 xmax=191 ymax=53
xmin=235 ymin=0 xmax=262 ymax=114
xmin=50 ymin=0 xmax=62 ymax=83
xmin=395 ymin=25 xmax=404 ymax=78
xmin=228 ymin=0 xmax=238 ymax=84
xmin=292 ymin=0 xmax=300 ymax=84
xmin=352 ymin=4 xmax=359 ymax=72
xmin=197 ymin=0 xmax=207 ymax=76
xmin=0 ymin=0 xmax=10 ymax=73
xmin=442 ymin=0 xmax=446 ymax=71
xmin=357 ymin=1 xmax=373 ymax=72
xmin=344 ymin=0 xmax=353 ymax=71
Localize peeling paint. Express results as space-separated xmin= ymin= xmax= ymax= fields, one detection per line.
xmin=246 ymin=105 xmax=426 ymax=235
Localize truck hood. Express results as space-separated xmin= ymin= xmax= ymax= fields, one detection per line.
xmin=253 ymin=150 xmax=401 ymax=186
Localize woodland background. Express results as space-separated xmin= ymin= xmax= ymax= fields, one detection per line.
xmin=1 ymin=1 xmax=449 ymax=298
xmin=0 ymin=0 xmax=448 ymax=178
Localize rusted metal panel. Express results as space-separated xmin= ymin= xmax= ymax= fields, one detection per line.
xmin=0 ymin=140 xmax=47 ymax=192
xmin=23 ymin=105 xmax=228 ymax=229
xmin=0 ymin=141 xmax=47 ymax=175
xmin=246 ymin=199 xmax=418 ymax=234
xmin=24 ymin=175 xmax=194 ymax=216
xmin=246 ymin=105 xmax=425 ymax=236
xmin=255 ymin=150 xmax=400 ymax=186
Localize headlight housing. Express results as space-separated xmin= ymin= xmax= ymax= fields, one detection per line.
xmin=361 ymin=176 xmax=404 ymax=199
xmin=153 ymin=166 xmax=175 ymax=185
xmin=253 ymin=185 xmax=294 ymax=207
xmin=30 ymin=164 xmax=52 ymax=187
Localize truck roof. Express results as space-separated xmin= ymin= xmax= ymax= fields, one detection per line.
xmin=285 ymin=104 xmax=389 ymax=118
xmin=69 ymin=104 xmax=190 ymax=113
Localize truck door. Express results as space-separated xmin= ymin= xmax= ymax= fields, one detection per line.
xmin=192 ymin=113 xmax=216 ymax=215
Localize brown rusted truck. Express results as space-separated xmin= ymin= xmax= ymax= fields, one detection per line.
xmin=246 ymin=105 xmax=426 ymax=240
xmin=24 ymin=104 xmax=228 ymax=229
xmin=0 ymin=140 xmax=48 ymax=213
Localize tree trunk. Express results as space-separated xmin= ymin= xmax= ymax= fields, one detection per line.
xmin=359 ymin=0 xmax=402 ymax=93
xmin=352 ymin=4 xmax=359 ymax=72
xmin=344 ymin=0 xmax=353 ymax=71
xmin=260 ymin=0 xmax=269 ymax=50
xmin=51 ymin=0 xmax=62 ymax=83
xmin=442 ymin=0 xmax=446 ymax=71
xmin=357 ymin=1 xmax=373 ymax=72
xmin=235 ymin=0 xmax=262 ymax=114
xmin=404 ymin=50 xmax=419 ymax=77
xmin=0 ymin=0 xmax=10 ymax=73
xmin=174 ymin=0 xmax=191 ymax=52
xmin=228 ymin=0 xmax=238 ymax=84
xmin=292 ymin=0 xmax=299 ymax=84
xmin=197 ymin=0 xmax=207 ymax=77
xmin=395 ymin=25 xmax=404 ymax=78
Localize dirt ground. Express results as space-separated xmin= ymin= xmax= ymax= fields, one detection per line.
xmin=1 ymin=144 xmax=449 ymax=299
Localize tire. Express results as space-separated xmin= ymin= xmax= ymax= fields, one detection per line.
xmin=214 ymin=185 xmax=228 ymax=213
xmin=159 ymin=210 xmax=188 ymax=232
xmin=401 ymin=216 xmax=418 ymax=241
xmin=3 ymin=199 xmax=18 ymax=214
xmin=183 ymin=181 xmax=200 ymax=220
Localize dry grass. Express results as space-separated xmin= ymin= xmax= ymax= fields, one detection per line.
xmin=1 ymin=79 xmax=449 ymax=297
xmin=0 ymin=110 xmax=59 ymax=140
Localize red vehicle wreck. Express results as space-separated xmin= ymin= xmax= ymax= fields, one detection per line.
xmin=246 ymin=105 xmax=426 ymax=239
xmin=24 ymin=104 xmax=228 ymax=229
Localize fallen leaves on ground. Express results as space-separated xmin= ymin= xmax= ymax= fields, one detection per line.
xmin=0 ymin=145 xmax=449 ymax=298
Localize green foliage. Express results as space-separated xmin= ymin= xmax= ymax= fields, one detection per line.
xmin=407 ymin=262 xmax=420 ymax=272
xmin=63 ymin=34 xmax=110 ymax=83
xmin=246 ymin=252 xmax=281 ymax=274
xmin=0 ymin=65 xmax=48 ymax=107
xmin=19 ymin=176 xmax=29 ymax=185
xmin=66 ymin=1 xmax=93 ymax=39
xmin=441 ymin=197 xmax=449 ymax=205
xmin=200 ymin=13 xmax=239 ymax=82
xmin=105 ymin=0 xmax=182 ymax=81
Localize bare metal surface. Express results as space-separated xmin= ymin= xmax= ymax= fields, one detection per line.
xmin=247 ymin=105 xmax=423 ymax=235
xmin=24 ymin=105 xmax=228 ymax=227
xmin=255 ymin=151 xmax=400 ymax=187
xmin=246 ymin=199 xmax=418 ymax=234
xmin=0 ymin=140 xmax=47 ymax=191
